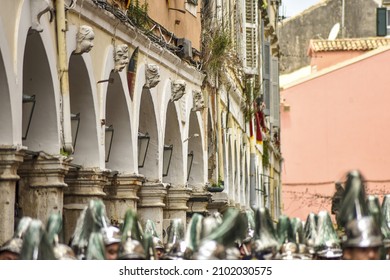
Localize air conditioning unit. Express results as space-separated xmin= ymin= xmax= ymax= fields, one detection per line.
xmin=177 ymin=38 xmax=193 ymax=60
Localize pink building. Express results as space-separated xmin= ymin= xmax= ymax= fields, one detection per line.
xmin=281 ymin=39 xmax=390 ymax=221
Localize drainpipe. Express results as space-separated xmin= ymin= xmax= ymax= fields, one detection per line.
xmin=55 ymin=0 xmax=73 ymax=154
xmin=216 ymin=75 xmax=224 ymax=182
xmin=249 ymin=79 xmax=257 ymax=210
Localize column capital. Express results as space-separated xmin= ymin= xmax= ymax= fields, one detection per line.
xmin=18 ymin=152 xmax=71 ymax=188
xmin=138 ymin=182 xmax=167 ymax=208
xmin=165 ymin=185 xmax=191 ymax=211
xmin=0 ymin=146 xmax=25 ymax=182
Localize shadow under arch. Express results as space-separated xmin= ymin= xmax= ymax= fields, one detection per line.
xmin=187 ymin=110 xmax=205 ymax=187
xmin=68 ymin=54 xmax=100 ymax=167
xmin=0 ymin=35 xmax=13 ymax=144
xmin=22 ymin=30 xmax=60 ymax=154
xmin=163 ymin=102 xmax=184 ymax=184
xmin=138 ymin=87 xmax=159 ymax=180
xmin=105 ymin=71 xmax=134 ymax=172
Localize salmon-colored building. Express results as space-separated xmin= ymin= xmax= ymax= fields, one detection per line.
xmin=281 ymin=39 xmax=390 ymax=221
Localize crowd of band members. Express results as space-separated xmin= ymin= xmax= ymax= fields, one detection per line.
xmin=1 ymin=170 xmax=389 ymax=260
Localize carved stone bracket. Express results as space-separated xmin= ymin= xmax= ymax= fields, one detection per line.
xmin=144 ymin=64 xmax=160 ymax=89
xmin=170 ymin=79 xmax=186 ymax=102
xmin=74 ymin=25 xmax=95 ymax=54
xmin=192 ymin=90 xmax=205 ymax=111
xmin=30 ymin=0 xmax=53 ymax=32
xmin=114 ymin=44 xmax=129 ymax=72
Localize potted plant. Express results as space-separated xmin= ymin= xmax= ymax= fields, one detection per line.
xmin=207 ymin=177 xmax=224 ymax=192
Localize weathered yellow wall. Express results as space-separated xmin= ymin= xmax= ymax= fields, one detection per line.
xmin=145 ymin=0 xmax=201 ymax=51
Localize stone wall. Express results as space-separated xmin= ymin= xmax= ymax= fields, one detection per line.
xmin=279 ymin=0 xmax=379 ymax=74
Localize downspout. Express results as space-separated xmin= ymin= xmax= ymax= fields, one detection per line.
xmin=55 ymin=0 xmax=73 ymax=154
xmin=249 ymin=79 xmax=257 ymax=210
xmin=216 ymin=75 xmax=224 ymax=182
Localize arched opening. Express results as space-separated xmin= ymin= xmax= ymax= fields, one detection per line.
xmin=105 ymin=71 xmax=133 ymax=172
xmin=138 ymin=88 xmax=159 ymax=181
xmin=187 ymin=111 xmax=204 ymax=187
xmin=68 ymin=54 xmax=99 ymax=166
xmin=0 ymin=48 xmax=12 ymax=143
xmin=22 ymin=31 xmax=60 ymax=154
xmin=163 ymin=102 xmax=184 ymax=184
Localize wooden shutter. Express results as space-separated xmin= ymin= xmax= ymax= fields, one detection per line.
xmin=263 ymin=40 xmax=271 ymax=116
xmin=271 ymin=57 xmax=280 ymax=127
xmin=245 ymin=0 xmax=258 ymax=69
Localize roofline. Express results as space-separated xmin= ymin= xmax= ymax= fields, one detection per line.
xmin=281 ymin=45 xmax=390 ymax=90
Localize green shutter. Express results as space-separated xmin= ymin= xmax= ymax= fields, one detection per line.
xmin=377 ymin=8 xmax=387 ymax=37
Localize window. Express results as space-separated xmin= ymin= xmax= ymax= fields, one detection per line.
xmin=245 ymin=0 xmax=258 ymax=70
xmin=185 ymin=0 xmax=198 ymax=16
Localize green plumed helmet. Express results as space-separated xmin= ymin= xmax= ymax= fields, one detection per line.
xmin=276 ymin=215 xmax=295 ymax=246
xmin=252 ymin=207 xmax=279 ymax=259
xmin=303 ymin=212 xmax=318 ymax=248
xmin=118 ymin=209 xmax=145 ymax=260
xmin=71 ymin=199 xmax=110 ymax=258
xmin=20 ymin=219 xmax=56 ymax=260
xmin=291 ymin=217 xmax=305 ymax=245
xmin=143 ymin=233 xmax=157 ymax=260
xmin=143 ymin=219 xmax=163 ymax=250
xmin=207 ymin=208 xmax=247 ymax=248
xmin=380 ymin=195 xmax=390 ymax=247
xmin=314 ymin=211 xmax=340 ymax=252
xmin=342 ymin=216 xmax=383 ymax=249
xmin=46 ymin=213 xmax=63 ymax=245
xmin=163 ymin=218 xmax=189 ymax=260
xmin=86 ymin=232 xmax=106 ymax=260
xmin=195 ymin=209 xmax=246 ymax=260
xmin=185 ymin=213 xmax=204 ymax=253
xmin=367 ymin=195 xmax=382 ymax=229
xmin=338 ymin=170 xmax=368 ymax=229
xmin=0 ymin=217 xmax=34 ymax=257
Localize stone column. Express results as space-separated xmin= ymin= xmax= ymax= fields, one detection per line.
xmin=163 ymin=185 xmax=191 ymax=243
xmin=63 ymin=168 xmax=109 ymax=243
xmin=104 ymin=173 xmax=144 ymax=225
xmin=186 ymin=185 xmax=212 ymax=222
xmin=207 ymin=191 xmax=229 ymax=216
xmin=18 ymin=152 xmax=71 ymax=224
xmin=0 ymin=146 xmax=24 ymax=245
xmin=137 ymin=182 xmax=167 ymax=239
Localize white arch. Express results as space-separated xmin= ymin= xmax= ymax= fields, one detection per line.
xmin=0 ymin=18 xmax=16 ymax=144
xmin=15 ymin=5 xmax=62 ymax=153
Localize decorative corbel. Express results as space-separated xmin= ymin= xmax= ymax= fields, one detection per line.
xmin=144 ymin=64 xmax=160 ymax=89
xmin=74 ymin=25 xmax=95 ymax=54
xmin=114 ymin=44 xmax=129 ymax=72
xmin=192 ymin=90 xmax=205 ymax=111
xmin=31 ymin=0 xmax=54 ymax=32
xmin=170 ymin=80 xmax=186 ymax=102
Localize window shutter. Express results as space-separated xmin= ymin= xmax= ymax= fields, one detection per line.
xmin=271 ymin=57 xmax=280 ymax=127
xmin=263 ymin=41 xmax=271 ymax=116
xmin=245 ymin=0 xmax=258 ymax=69
xmin=377 ymin=8 xmax=387 ymax=37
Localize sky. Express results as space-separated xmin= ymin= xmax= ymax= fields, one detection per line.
xmin=281 ymin=0 xmax=323 ymax=18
